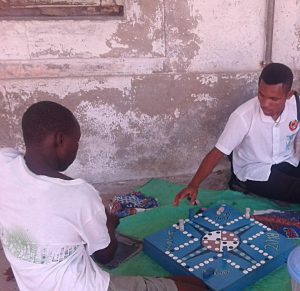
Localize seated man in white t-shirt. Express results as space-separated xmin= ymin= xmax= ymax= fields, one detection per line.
xmin=174 ymin=63 xmax=300 ymax=206
xmin=0 ymin=101 xmax=207 ymax=291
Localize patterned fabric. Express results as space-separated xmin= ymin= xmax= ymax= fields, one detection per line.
xmin=110 ymin=192 xmax=159 ymax=218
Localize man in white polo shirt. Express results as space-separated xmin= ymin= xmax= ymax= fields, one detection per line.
xmin=174 ymin=63 xmax=300 ymax=206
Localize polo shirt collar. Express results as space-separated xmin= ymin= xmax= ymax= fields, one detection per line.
xmin=259 ymin=102 xmax=287 ymax=124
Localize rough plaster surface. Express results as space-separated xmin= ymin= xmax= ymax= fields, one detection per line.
xmin=165 ymin=0 xmax=265 ymax=72
xmin=272 ymin=0 xmax=300 ymax=68
xmin=0 ymin=0 xmax=164 ymax=60
xmin=0 ymin=73 xmax=258 ymax=183
xmin=0 ymin=0 xmax=300 ymax=184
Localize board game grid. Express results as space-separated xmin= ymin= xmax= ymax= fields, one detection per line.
xmin=143 ymin=204 xmax=296 ymax=291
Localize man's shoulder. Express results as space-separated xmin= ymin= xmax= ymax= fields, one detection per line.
xmin=235 ymin=97 xmax=257 ymax=111
xmin=41 ymin=179 xmax=102 ymax=212
xmin=0 ymin=148 xmax=21 ymax=164
xmin=286 ymin=94 xmax=297 ymax=109
xmin=52 ymin=178 xmax=98 ymax=196
xmin=65 ymin=180 xmax=101 ymax=203
xmin=232 ymin=97 xmax=258 ymax=117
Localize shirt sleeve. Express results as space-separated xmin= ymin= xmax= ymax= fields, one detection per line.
xmin=82 ymin=208 xmax=110 ymax=256
xmin=77 ymin=187 xmax=111 ymax=256
xmin=215 ymin=111 xmax=248 ymax=155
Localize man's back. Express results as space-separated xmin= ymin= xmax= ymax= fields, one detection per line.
xmin=0 ymin=148 xmax=110 ymax=291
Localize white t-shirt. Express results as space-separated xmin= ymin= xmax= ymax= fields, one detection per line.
xmin=0 ymin=148 xmax=110 ymax=291
xmin=216 ymin=96 xmax=300 ymax=182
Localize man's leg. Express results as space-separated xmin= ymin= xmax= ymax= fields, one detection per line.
xmin=245 ymin=162 xmax=300 ymax=203
xmin=108 ymin=275 xmax=208 ymax=291
xmin=228 ymin=154 xmax=249 ymax=193
xmin=170 ymin=276 xmax=208 ymax=291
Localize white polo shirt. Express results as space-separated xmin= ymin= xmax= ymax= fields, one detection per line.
xmin=216 ymin=96 xmax=300 ymax=182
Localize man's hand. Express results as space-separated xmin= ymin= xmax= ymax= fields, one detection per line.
xmin=173 ymin=185 xmax=199 ymax=207
xmin=3 ymin=267 xmax=14 ymax=281
xmin=92 ymin=210 xmax=119 ymax=265
xmin=105 ymin=209 xmax=120 ymax=232
xmin=174 ymin=148 xmax=224 ymax=207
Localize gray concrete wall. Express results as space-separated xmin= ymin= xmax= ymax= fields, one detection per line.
xmin=0 ymin=0 xmax=300 ymax=183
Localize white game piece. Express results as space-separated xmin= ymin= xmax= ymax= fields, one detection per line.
xmin=217 ymin=206 xmax=225 ymax=215
xmin=245 ymin=207 xmax=251 ymax=219
xmin=179 ymin=219 xmax=185 ymax=232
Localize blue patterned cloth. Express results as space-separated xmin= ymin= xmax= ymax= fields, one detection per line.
xmin=110 ymin=192 xmax=159 ymax=218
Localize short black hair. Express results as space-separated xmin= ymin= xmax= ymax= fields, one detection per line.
xmin=22 ymin=101 xmax=78 ymax=146
xmin=259 ymin=63 xmax=293 ymax=92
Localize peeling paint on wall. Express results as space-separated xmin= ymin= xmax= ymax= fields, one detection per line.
xmin=174 ymin=108 xmax=180 ymax=118
xmin=69 ymin=98 xmax=176 ymax=181
xmin=105 ymin=0 xmax=165 ymax=58
xmin=191 ymin=93 xmax=217 ymax=108
xmin=197 ymin=75 xmax=218 ymax=86
xmin=186 ymin=0 xmax=265 ymax=72
xmin=0 ymin=0 xmax=300 ymax=184
xmin=0 ymin=71 xmax=260 ymax=183
xmin=165 ymin=0 xmax=202 ymax=71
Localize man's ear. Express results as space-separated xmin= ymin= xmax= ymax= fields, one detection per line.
xmin=287 ymin=90 xmax=294 ymax=99
xmin=54 ymin=131 xmax=64 ymax=148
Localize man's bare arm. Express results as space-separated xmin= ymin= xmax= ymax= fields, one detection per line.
xmin=92 ymin=211 xmax=119 ymax=265
xmin=174 ymin=147 xmax=224 ymax=206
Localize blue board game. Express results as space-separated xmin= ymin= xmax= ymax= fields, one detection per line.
xmin=144 ymin=204 xmax=296 ymax=291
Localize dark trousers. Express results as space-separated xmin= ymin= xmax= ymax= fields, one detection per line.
xmin=244 ymin=162 xmax=300 ymax=203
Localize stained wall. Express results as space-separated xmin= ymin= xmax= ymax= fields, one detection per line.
xmin=0 ymin=0 xmax=300 ymax=183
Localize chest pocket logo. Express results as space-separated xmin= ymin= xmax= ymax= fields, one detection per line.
xmin=289 ymin=120 xmax=299 ymax=131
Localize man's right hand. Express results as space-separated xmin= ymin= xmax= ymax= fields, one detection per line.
xmin=173 ymin=148 xmax=224 ymax=207
xmin=92 ymin=210 xmax=119 ymax=265
xmin=106 ymin=211 xmax=120 ymax=231
xmin=173 ymin=185 xmax=199 ymax=207
xmin=3 ymin=267 xmax=14 ymax=282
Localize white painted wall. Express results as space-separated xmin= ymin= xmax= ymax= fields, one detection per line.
xmin=0 ymin=0 xmax=299 ymax=184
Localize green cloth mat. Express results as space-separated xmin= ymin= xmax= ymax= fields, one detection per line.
xmin=109 ymin=178 xmax=300 ymax=290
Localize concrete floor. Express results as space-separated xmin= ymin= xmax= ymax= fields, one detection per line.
xmin=0 ymin=161 xmax=231 ymax=291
